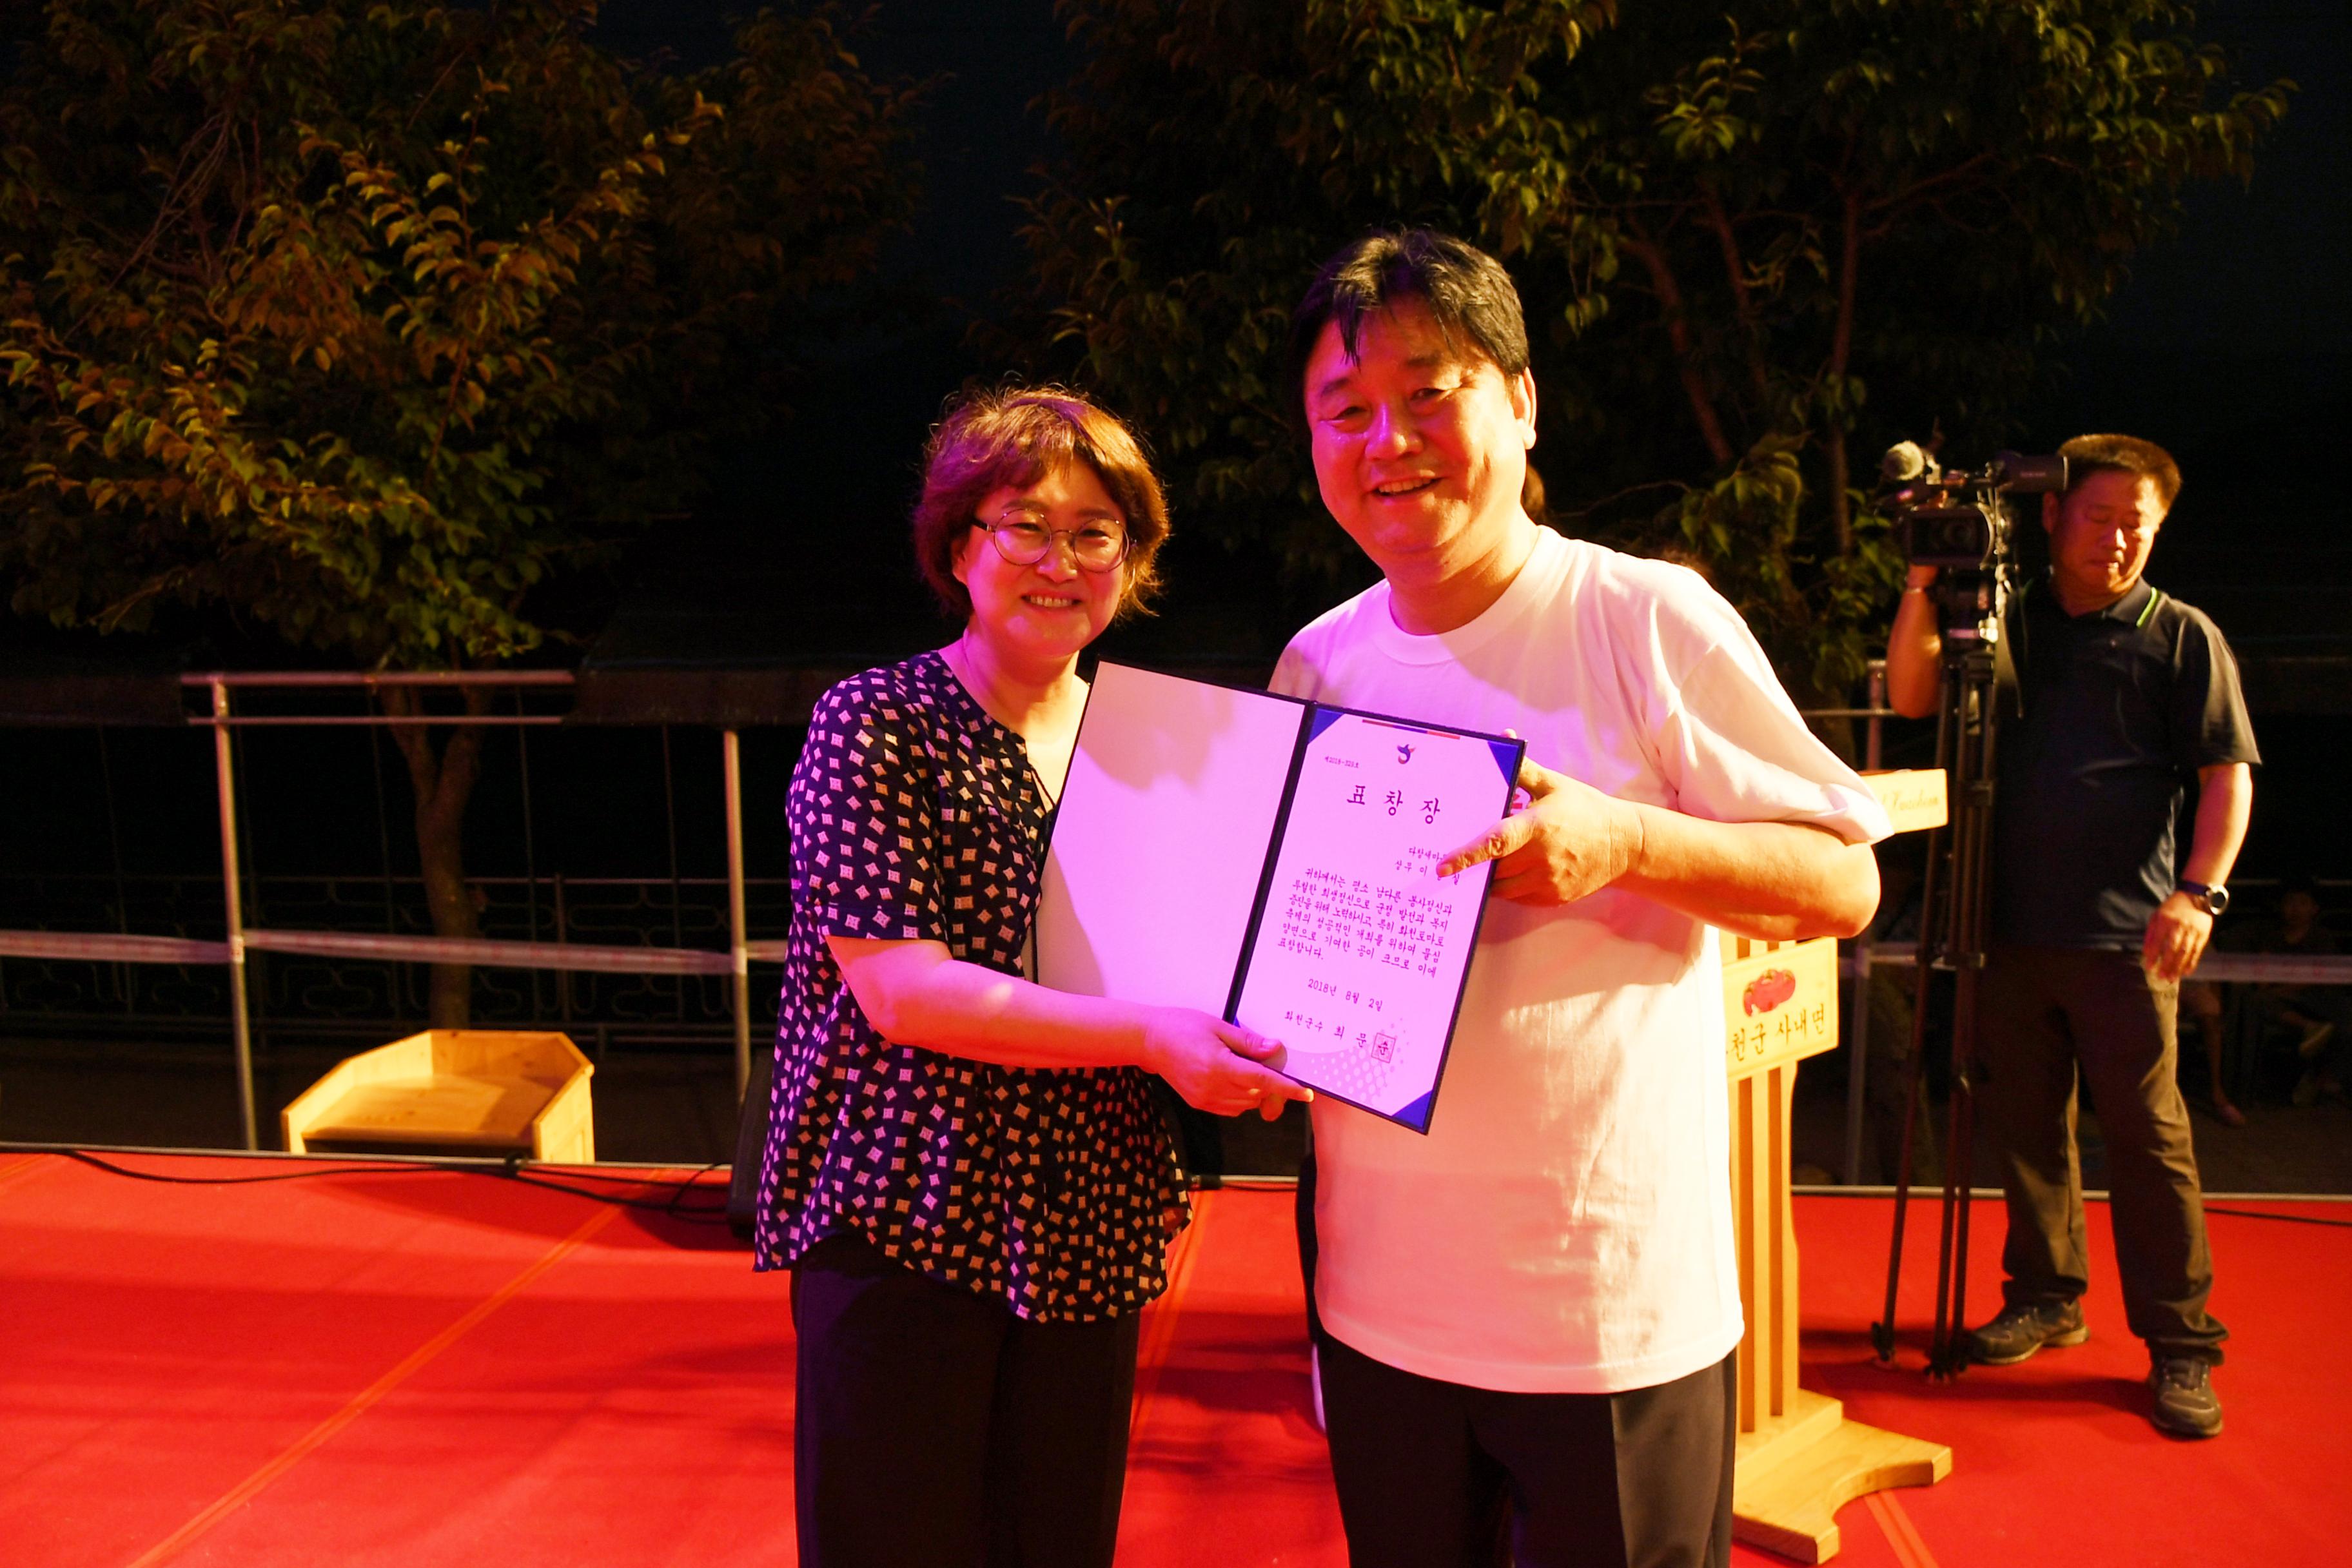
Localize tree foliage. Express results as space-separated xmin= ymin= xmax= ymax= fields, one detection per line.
xmin=0 ymin=0 xmax=919 ymax=666
xmin=1017 ymin=0 xmax=2289 ymax=696
xmin=0 ymin=0 xmax=921 ymax=1023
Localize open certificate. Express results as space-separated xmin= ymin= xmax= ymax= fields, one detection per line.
xmin=1036 ymin=662 xmax=1522 ymax=1133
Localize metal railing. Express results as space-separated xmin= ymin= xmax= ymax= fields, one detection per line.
xmin=4 ymin=663 xmax=2344 ymax=1174
xmin=3 ymin=672 xmax=767 ymax=1149
xmin=0 ymin=870 xmax=780 ymax=1019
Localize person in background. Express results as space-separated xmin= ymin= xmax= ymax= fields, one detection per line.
xmin=2267 ymin=879 xmax=2351 ymax=1104
xmin=2187 ymin=876 xmax=2347 ymax=1108
xmin=752 ymin=386 xmax=1311 ymax=1568
xmin=2179 ymin=975 xmax=2249 ymax=1127
xmin=1886 ymin=433 xmax=2257 ymax=1438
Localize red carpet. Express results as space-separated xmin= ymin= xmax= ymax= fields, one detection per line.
xmin=1 ymin=1151 xmax=2344 ymax=1566
xmin=1785 ymin=1190 xmax=2351 ymax=1568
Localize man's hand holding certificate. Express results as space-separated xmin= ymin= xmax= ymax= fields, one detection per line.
xmin=1037 ymin=663 xmax=1521 ymax=1132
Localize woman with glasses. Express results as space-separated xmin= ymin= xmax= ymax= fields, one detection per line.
xmin=752 ymin=386 xmax=1311 ymax=1568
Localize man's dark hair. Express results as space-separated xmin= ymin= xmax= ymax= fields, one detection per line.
xmin=2057 ymin=433 xmax=2183 ymax=513
xmin=1289 ymin=229 xmax=1530 ymax=415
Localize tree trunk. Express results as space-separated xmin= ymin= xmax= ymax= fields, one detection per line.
xmin=1824 ymin=186 xmax=1864 ymax=556
xmin=384 ymin=684 xmax=490 ymax=1027
xmin=1700 ymin=186 xmax=1772 ymax=411
xmin=1826 ymin=422 xmax=1853 ymax=556
xmin=1623 ymin=228 xmax=1737 ymax=467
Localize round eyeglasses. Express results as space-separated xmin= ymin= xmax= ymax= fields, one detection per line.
xmin=972 ymin=517 xmax=1130 ymax=573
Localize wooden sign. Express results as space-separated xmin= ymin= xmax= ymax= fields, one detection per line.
xmin=1859 ymin=769 xmax=1947 ymax=834
xmin=1723 ymin=936 xmax=1840 ymax=1079
xmin=1721 ymin=934 xmax=1950 ymax=1561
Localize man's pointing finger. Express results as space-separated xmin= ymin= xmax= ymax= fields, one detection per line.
xmin=1435 ymin=815 xmax=1527 ymax=880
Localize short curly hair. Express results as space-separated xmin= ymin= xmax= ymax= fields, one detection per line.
xmin=912 ymin=387 xmax=1170 ymax=623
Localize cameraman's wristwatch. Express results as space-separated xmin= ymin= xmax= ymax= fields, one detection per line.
xmin=2179 ymin=879 xmax=2230 ymax=916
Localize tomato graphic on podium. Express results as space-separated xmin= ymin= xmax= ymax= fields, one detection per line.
xmin=1742 ymin=967 xmax=1798 ymax=1016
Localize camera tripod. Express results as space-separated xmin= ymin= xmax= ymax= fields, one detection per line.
xmin=1870 ymin=602 xmax=2014 ymax=1380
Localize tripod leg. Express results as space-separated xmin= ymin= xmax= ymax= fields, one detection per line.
xmin=1930 ymin=643 xmax=2008 ymax=1380
xmin=1937 ymin=954 xmax=1988 ymax=1378
xmin=1919 ymin=1067 xmax=1975 ymax=1373
xmin=1877 ymin=656 xmax=1966 ymax=1372
xmin=1948 ymin=1080 xmax=1977 ymax=1367
xmin=1926 ymin=980 xmax=1970 ymax=1380
xmin=1872 ymin=900 xmax=1943 ymax=1364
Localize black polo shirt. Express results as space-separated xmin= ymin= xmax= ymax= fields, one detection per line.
xmin=1990 ymin=576 xmax=2259 ymax=950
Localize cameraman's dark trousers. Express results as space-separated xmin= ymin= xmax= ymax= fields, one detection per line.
xmin=1979 ymin=945 xmax=2226 ymax=1362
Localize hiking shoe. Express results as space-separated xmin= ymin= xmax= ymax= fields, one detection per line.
xmin=2149 ymin=1357 xmax=2224 ymax=1438
xmin=1966 ymin=1300 xmax=2088 ymax=1366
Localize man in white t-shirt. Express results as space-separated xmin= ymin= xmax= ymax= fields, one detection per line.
xmin=1275 ymin=229 xmax=1890 ymax=1568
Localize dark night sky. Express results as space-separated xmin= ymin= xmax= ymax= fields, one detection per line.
xmin=582 ymin=0 xmax=2346 ymax=880
xmin=594 ymin=1 xmax=2349 ymax=534
xmin=593 ymin=1 xmax=2349 ymax=648
xmin=2092 ymin=2 xmax=2348 ymax=358
xmin=4 ymin=3 xmax=2341 ymax=911
xmin=2019 ymin=2 xmax=2349 ymax=570
xmin=593 ymin=0 xmax=1068 ymax=311
xmin=591 ymin=0 xmax=1075 ymax=514
xmin=0 ymin=4 xmax=2337 ymax=1079
xmin=596 ymin=1 xmax=2348 ymax=347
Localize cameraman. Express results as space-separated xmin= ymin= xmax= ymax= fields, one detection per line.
xmin=1885 ymin=434 xmax=2256 ymax=1439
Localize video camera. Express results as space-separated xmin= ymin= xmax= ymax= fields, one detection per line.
xmin=1880 ymin=442 xmax=2068 ymax=640
xmin=1870 ymin=442 xmax=2069 ymax=1377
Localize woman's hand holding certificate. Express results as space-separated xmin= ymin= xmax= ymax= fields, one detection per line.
xmin=1138 ymin=1010 xmax=1298 ymax=1121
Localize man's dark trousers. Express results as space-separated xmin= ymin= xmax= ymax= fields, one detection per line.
xmin=1979 ymin=945 xmax=2226 ymax=1361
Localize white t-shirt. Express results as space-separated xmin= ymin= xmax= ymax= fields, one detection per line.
xmin=1271 ymin=527 xmax=1891 ymax=1393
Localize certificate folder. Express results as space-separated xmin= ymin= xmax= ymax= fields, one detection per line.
xmin=1037 ymin=662 xmax=1522 ymax=1133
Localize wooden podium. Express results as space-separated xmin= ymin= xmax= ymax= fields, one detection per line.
xmin=1722 ymin=774 xmax=1952 ymax=1562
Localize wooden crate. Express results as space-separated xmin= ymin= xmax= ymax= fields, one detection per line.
xmin=282 ymin=1029 xmax=594 ymax=1164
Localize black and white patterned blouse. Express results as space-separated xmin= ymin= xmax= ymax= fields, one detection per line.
xmin=752 ymin=651 xmax=1190 ymax=1320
